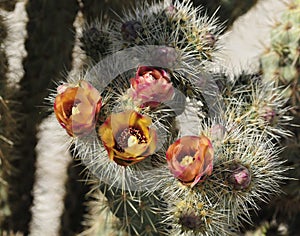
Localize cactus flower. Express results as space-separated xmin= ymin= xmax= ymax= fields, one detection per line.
xmin=54 ymin=81 xmax=102 ymax=137
xmin=166 ymin=135 xmax=214 ymax=187
xmin=98 ymin=110 xmax=157 ymax=166
xmin=128 ymin=66 xmax=174 ymax=108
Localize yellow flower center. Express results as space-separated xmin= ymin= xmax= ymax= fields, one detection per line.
xmin=180 ymin=155 xmax=194 ymax=166
xmin=72 ymin=106 xmax=80 ymax=115
xmin=127 ymin=135 xmax=138 ymax=147
xmin=116 ymin=127 xmax=147 ymax=151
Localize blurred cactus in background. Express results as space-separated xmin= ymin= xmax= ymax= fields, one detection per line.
xmin=260 ymin=0 xmax=300 ymax=115
xmin=0 ymin=0 xmax=17 ymax=12
xmin=0 ymin=2 xmax=22 ymax=232
xmin=1 ymin=0 xmax=79 ymax=234
xmin=259 ymin=1 xmax=300 ymax=235
xmin=0 ymin=13 xmax=11 ymax=233
xmin=0 ymin=0 xmax=299 ymax=235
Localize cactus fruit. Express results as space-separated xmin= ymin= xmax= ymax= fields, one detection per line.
xmin=218 ymin=72 xmax=292 ymax=139
xmin=80 ymin=19 xmax=112 ymax=61
xmin=80 ymin=187 xmax=125 ymax=236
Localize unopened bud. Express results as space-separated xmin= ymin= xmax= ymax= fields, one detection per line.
xmin=149 ymin=47 xmax=178 ymax=68
xmin=164 ymin=5 xmax=177 ymax=17
xmin=260 ymin=106 xmax=277 ymax=125
xmin=228 ymin=164 xmax=251 ymax=190
xmin=121 ymin=20 xmax=142 ymax=42
xmin=178 ymin=211 xmax=203 ymax=231
xmin=203 ymin=32 xmax=216 ymax=48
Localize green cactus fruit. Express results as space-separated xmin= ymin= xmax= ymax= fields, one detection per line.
xmin=79 ymin=0 xmax=144 ymax=61
xmin=214 ymin=72 xmax=292 ymax=139
xmin=80 ymin=187 xmax=125 ymax=236
xmin=81 ymin=182 xmax=166 ymax=236
xmin=80 ymin=20 xmax=112 ymax=61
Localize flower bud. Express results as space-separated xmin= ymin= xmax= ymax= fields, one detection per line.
xmin=210 ymin=124 xmax=226 ymax=142
xmin=178 ymin=211 xmax=203 ymax=231
xmin=228 ymin=164 xmax=251 ymax=190
xmin=121 ymin=20 xmax=142 ymax=42
xmin=164 ymin=5 xmax=177 ymax=17
xmin=149 ymin=47 xmax=178 ymax=68
xmin=260 ymin=106 xmax=277 ymax=125
xmin=203 ymin=32 xmax=216 ymax=48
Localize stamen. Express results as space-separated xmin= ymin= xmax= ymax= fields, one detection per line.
xmin=128 ymin=136 xmax=138 ymax=147
xmin=180 ymin=156 xmax=194 ymax=166
xmin=116 ymin=127 xmax=147 ymax=150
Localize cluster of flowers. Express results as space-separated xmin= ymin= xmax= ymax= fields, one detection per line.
xmin=54 ymin=66 xmax=212 ymax=186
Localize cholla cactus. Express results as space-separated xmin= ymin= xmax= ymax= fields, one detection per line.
xmin=81 ymin=0 xmax=223 ymax=64
xmin=218 ymin=72 xmax=293 ymax=139
xmin=260 ymin=0 xmax=300 ymax=110
xmin=0 ymin=0 xmax=17 ymax=11
xmin=259 ymin=0 xmax=300 ymax=232
xmin=48 ymin=0 xmax=291 ymax=235
xmin=0 ymin=13 xmax=14 ymax=232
